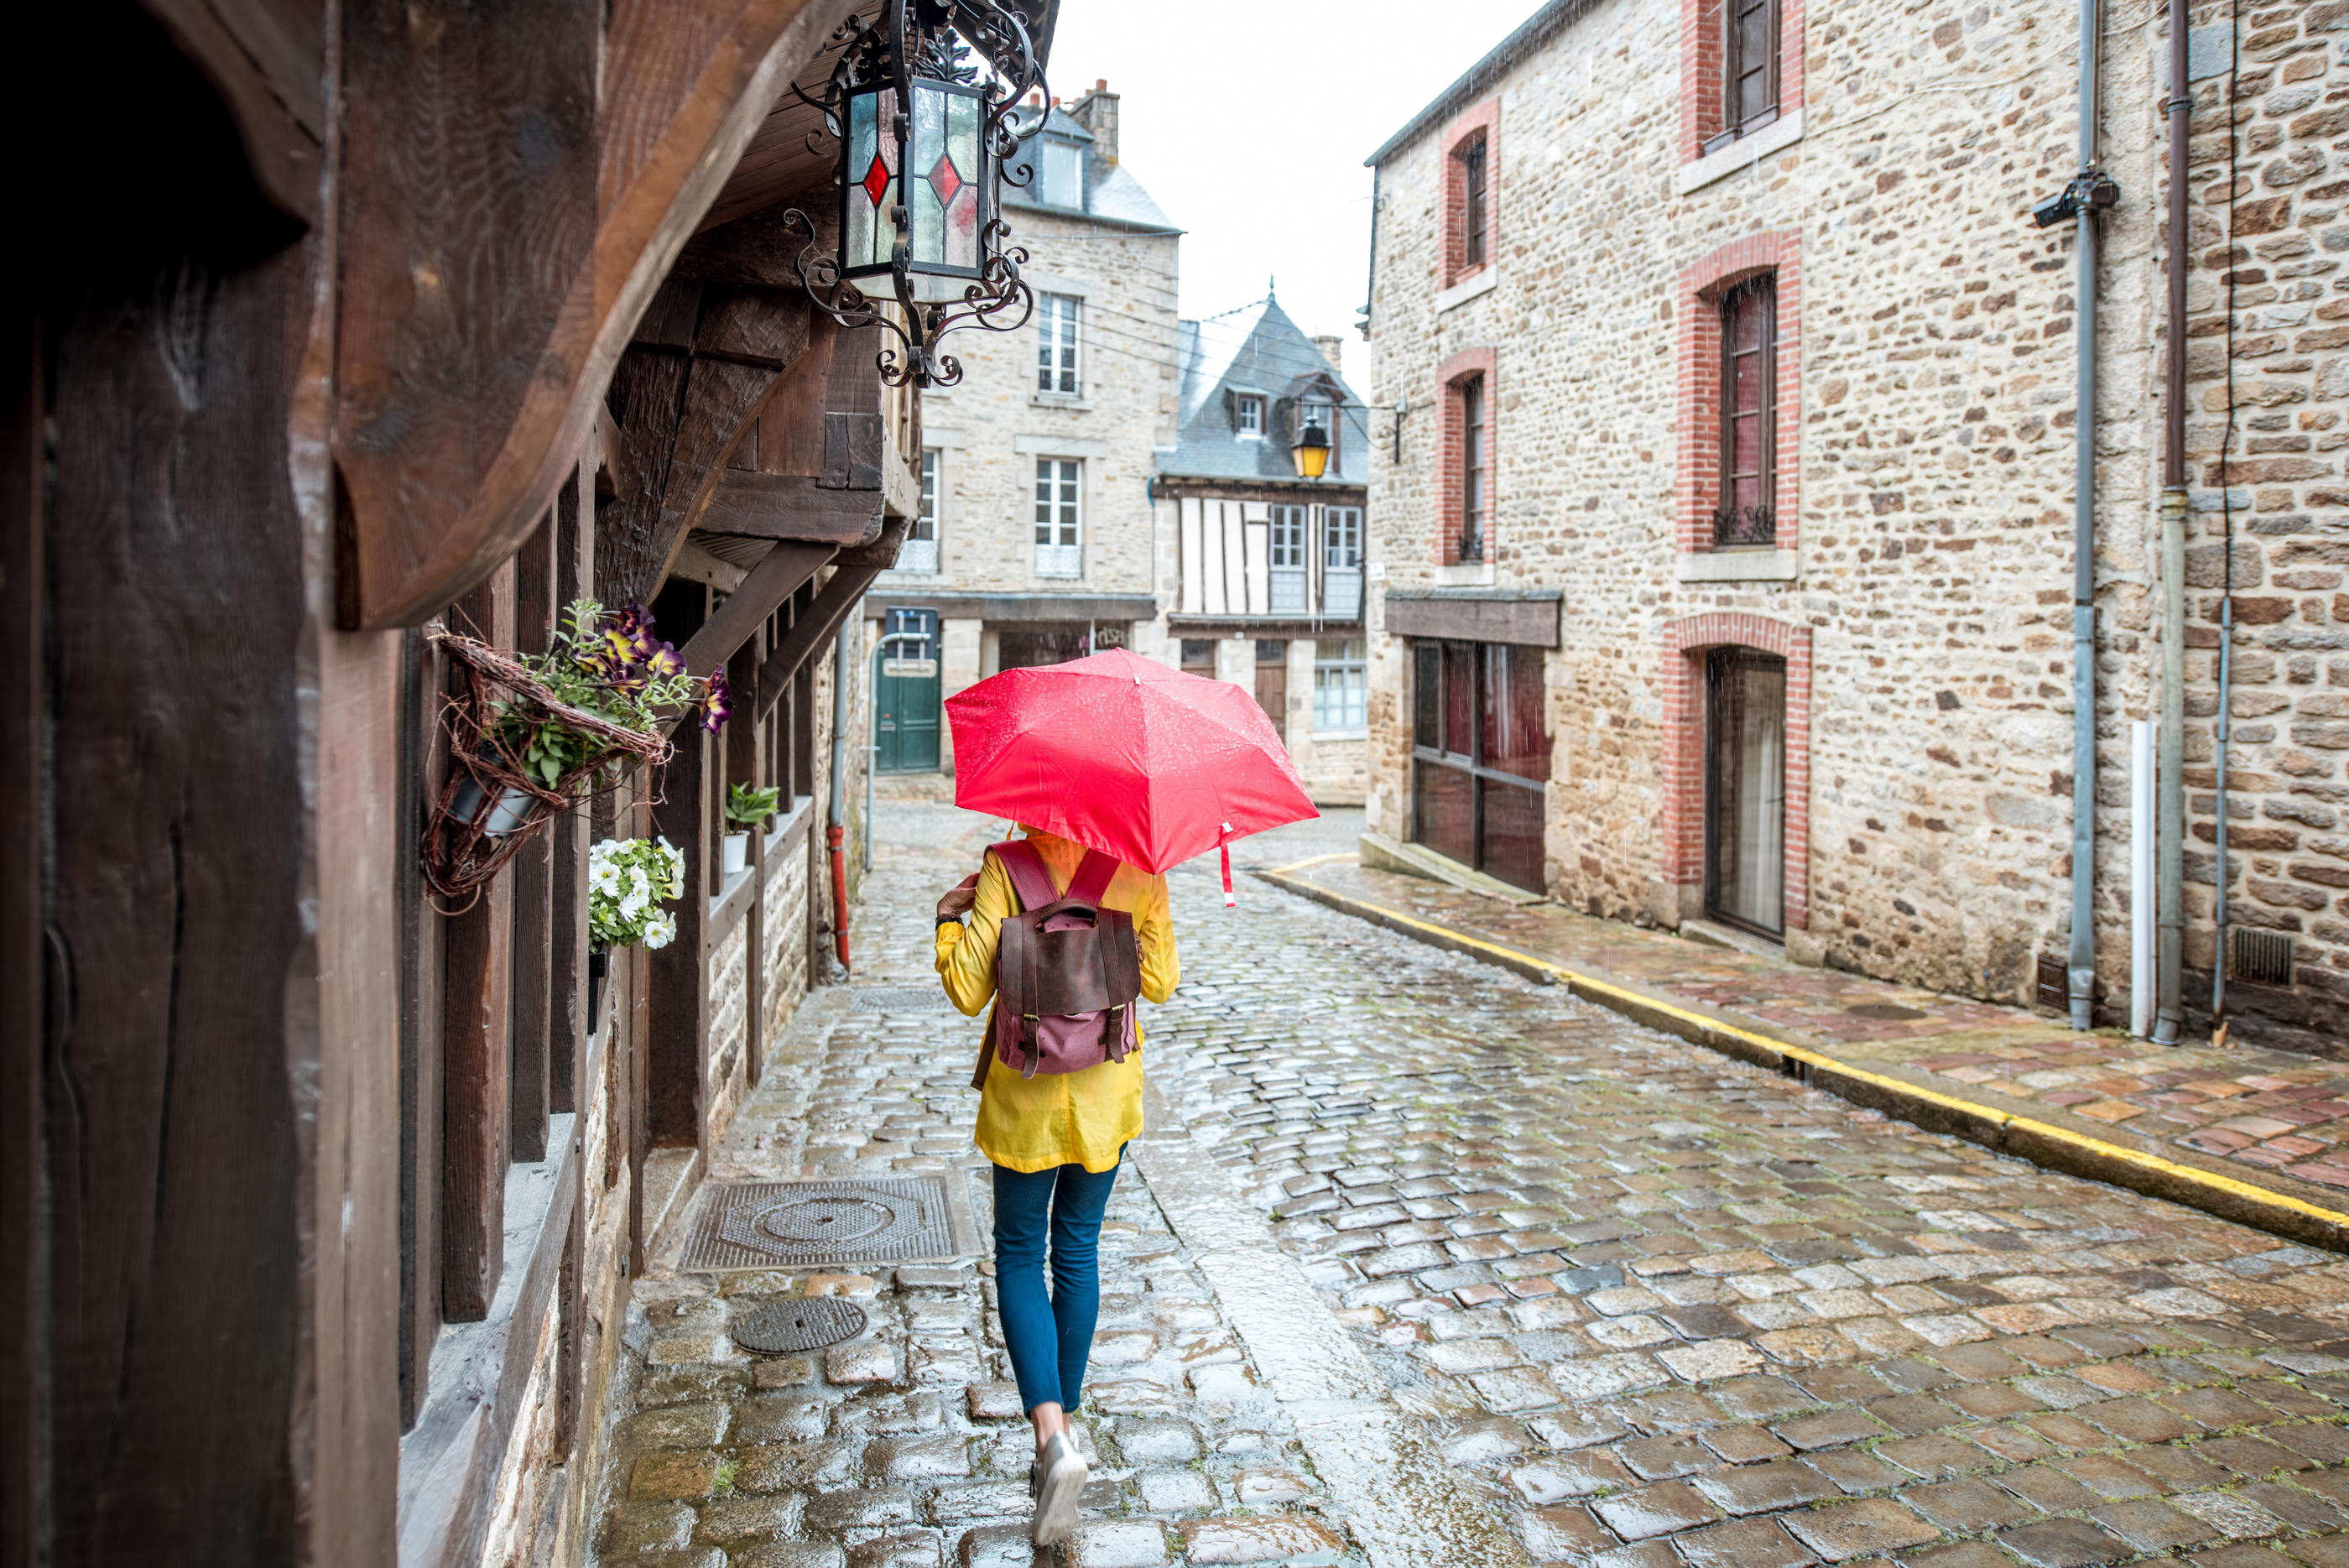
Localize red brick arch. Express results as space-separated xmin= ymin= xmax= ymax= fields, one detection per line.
xmin=1659 ymin=612 xmax=1811 ymax=931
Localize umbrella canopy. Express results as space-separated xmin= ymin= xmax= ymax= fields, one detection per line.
xmin=945 ymin=648 xmax=1318 ymax=882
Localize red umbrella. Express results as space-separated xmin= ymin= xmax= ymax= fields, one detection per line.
xmin=945 ymin=647 xmax=1318 ymax=903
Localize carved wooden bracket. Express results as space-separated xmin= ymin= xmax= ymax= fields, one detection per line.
xmin=331 ymin=0 xmax=862 ymax=630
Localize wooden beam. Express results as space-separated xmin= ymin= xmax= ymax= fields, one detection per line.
xmin=701 ymin=471 xmax=884 ymax=544
xmin=510 ymin=514 xmax=558 ymax=1164
xmin=333 ymin=0 xmax=863 ymax=630
xmin=677 ymin=541 xmax=832 ymax=679
xmin=550 ymin=456 xmax=596 ymax=1115
xmin=0 ymin=310 xmax=42 ymax=1568
xmin=598 ymin=346 xmax=693 ymax=607
xmin=648 ymin=729 xmax=710 ymax=1146
xmin=753 ymin=561 xmax=885 ymax=722
xmin=139 ymin=0 xmax=324 ymax=224
xmin=443 ymin=562 xmax=518 ymax=1321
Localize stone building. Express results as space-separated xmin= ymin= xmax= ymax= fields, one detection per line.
xmin=1360 ymin=0 xmax=2349 ymax=1049
xmin=1154 ymin=297 xmax=1376 ymax=804
xmin=866 ymin=82 xmax=1181 ymax=776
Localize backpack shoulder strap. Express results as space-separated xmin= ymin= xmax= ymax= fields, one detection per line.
xmin=989 ymin=840 xmax=1060 ymax=913
xmin=1066 ymin=849 xmax=1120 ymax=907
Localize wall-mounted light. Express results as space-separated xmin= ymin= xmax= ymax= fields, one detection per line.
xmin=784 ymin=0 xmax=1049 ymax=387
xmin=1292 ymin=423 xmax=1331 ymax=481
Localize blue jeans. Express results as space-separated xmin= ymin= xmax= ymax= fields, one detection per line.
xmin=992 ymin=1149 xmax=1123 ymax=1416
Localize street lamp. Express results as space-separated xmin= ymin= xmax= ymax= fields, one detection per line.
xmin=1292 ymin=423 xmax=1331 ymax=481
xmin=785 ymin=0 xmax=1049 ymax=387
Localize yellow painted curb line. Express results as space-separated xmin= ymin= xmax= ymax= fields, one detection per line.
xmin=1260 ymin=868 xmax=2349 ymax=1246
xmin=1268 ymin=852 xmax=1359 ymax=875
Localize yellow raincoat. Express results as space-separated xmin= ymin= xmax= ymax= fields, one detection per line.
xmin=935 ymin=828 xmax=1179 ymax=1173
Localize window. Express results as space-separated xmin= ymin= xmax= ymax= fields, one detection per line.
xmin=1314 ymin=639 xmax=1367 ymax=732
xmin=1040 ymin=138 xmax=1084 ymax=208
xmin=1410 ymin=639 xmax=1548 ymax=891
xmin=901 ymin=450 xmax=940 ymax=572
xmin=1322 ymin=506 xmax=1363 ymax=617
xmin=1716 ymin=274 xmax=1777 ymax=547
xmin=1324 ymin=506 xmax=1362 ymax=570
xmin=1459 ymin=133 xmax=1489 ymax=272
xmin=1033 ymin=457 xmax=1081 ymax=576
xmin=1037 ymin=294 xmax=1080 ymax=395
xmin=1459 ymin=374 xmax=1487 ymax=563
xmin=1235 ymin=394 xmax=1264 ymax=436
xmin=1719 ymin=0 xmax=1783 ymax=149
xmin=1180 ymin=638 xmax=1216 ymax=679
xmin=1268 ymin=505 xmax=1307 ymax=614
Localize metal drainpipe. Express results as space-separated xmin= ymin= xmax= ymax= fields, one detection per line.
xmin=827 ymin=613 xmax=855 ymax=973
xmin=2154 ymin=0 xmax=2190 ymax=1044
xmin=2065 ymin=0 xmax=2105 ymax=1033
xmin=2213 ymin=599 xmax=2232 ymax=1024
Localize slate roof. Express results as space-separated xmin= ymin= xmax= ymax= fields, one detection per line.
xmin=1000 ymin=107 xmax=1179 ymax=232
xmin=1158 ymin=296 xmax=1371 ymax=485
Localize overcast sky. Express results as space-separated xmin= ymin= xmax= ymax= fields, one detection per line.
xmin=1046 ymin=0 xmax=1543 ymax=386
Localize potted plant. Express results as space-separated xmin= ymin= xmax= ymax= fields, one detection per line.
xmin=723 ymin=783 xmax=783 ymax=876
xmin=585 ymin=836 xmax=685 ymax=1035
xmin=427 ymin=599 xmax=730 ymax=904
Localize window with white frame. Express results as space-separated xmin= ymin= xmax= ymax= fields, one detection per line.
xmin=1268 ymin=504 xmax=1307 ymax=613
xmin=1037 ymin=294 xmax=1080 ymax=396
xmin=1235 ymin=394 xmax=1264 ymax=437
xmin=1321 ymin=504 xmax=1364 ymax=617
xmin=1314 ymin=638 xmax=1367 ymax=732
xmin=1033 ymin=457 xmax=1081 ymax=576
xmin=900 ymin=449 xmax=940 ymax=572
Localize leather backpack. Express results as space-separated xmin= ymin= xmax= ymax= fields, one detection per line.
xmin=969 ymin=839 xmax=1143 ymax=1088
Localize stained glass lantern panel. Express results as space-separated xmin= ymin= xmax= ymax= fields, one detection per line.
xmin=845 ymin=75 xmax=989 ymax=298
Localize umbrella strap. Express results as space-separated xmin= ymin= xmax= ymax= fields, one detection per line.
xmin=1221 ymin=821 xmax=1235 ymax=908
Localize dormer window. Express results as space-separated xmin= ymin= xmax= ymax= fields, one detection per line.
xmin=1039 ymin=138 xmax=1084 ymax=208
xmin=1236 ymin=395 xmax=1264 ymax=437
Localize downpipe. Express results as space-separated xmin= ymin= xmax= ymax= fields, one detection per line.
xmin=2212 ymin=597 xmax=2233 ymax=1024
xmin=2065 ymin=4 xmax=2104 ymax=1034
xmin=2154 ymin=0 xmax=2190 ymax=1044
xmin=828 ymin=614 xmax=856 ymax=974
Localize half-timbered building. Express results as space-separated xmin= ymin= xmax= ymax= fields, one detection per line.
xmin=3 ymin=2 xmax=1048 ymax=1563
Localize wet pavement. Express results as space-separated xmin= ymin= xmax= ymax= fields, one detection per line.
xmin=1269 ymin=857 xmax=2349 ymax=1202
xmin=596 ymin=800 xmax=2349 ymax=1568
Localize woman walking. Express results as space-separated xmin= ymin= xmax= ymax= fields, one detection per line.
xmin=935 ymin=823 xmax=1179 ymax=1545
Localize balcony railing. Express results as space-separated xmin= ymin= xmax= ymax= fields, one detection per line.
xmin=1712 ymin=504 xmax=1777 ymax=548
xmin=1034 ymin=543 xmax=1081 ymax=578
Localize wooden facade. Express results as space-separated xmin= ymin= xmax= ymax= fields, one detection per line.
xmin=0 ymin=1 xmax=1026 ymax=1562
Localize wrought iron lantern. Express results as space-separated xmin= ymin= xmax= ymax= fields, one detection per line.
xmin=785 ymin=0 xmax=1048 ymax=388
xmin=1292 ymin=422 xmax=1331 ymax=481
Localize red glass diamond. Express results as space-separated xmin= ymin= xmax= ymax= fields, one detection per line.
xmin=927 ymin=153 xmax=962 ymax=210
xmin=861 ymin=153 xmax=892 ymax=212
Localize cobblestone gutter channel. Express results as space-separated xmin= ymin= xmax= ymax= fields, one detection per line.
xmin=594 ymin=801 xmax=2349 ymax=1568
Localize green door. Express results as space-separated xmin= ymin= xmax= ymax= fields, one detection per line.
xmin=876 ymin=608 xmax=942 ymax=774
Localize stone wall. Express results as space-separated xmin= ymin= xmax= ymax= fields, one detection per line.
xmin=1361 ymin=0 xmax=2327 ymax=1029
xmin=872 ymin=206 xmax=1180 ymax=634
xmin=2173 ymin=0 xmax=2349 ymax=1050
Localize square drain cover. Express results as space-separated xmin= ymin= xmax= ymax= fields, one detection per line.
xmin=852 ymin=986 xmax=956 ymax=1013
xmin=679 ymin=1175 xmax=971 ymax=1271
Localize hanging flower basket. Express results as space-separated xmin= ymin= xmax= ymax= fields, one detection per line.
xmin=423 ymin=601 xmax=730 ymax=909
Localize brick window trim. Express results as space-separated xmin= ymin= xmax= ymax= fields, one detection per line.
xmin=1436 ymin=346 xmax=1497 ymax=566
xmin=1440 ymin=99 xmax=1500 ymax=289
xmin=1677 ymin=231 xmax=1800 ymax=555
xmin=1658 ymin=612 xmax=1811 ymax=931
xmin=1680 ymin=0 xmax=1805 ymax=164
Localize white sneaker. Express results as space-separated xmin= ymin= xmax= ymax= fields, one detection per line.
xmin=1030 ymin=1430 xmax=1088 ymax=1546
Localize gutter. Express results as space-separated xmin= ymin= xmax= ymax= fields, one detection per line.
xmin=2157 ymin=0 xmax=2190 ymax=1041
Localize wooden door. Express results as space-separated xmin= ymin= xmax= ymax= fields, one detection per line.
xmin=875 ymin=608 xmax=941 ymax=774
xmin=1253 ymin=640 xmax=1288 ymax=737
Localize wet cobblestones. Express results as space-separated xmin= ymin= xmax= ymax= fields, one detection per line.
xmin=597 ymin=802 xmax=2349 ymax=1568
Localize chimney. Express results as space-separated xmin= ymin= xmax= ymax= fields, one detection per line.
xmin=1069 ymin=78 xmax=1120 ymax=164
xmin=1313 ymin=334 xmax=1344 ymax=379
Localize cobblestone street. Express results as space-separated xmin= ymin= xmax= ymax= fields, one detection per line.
xmin=596 ymin=800 xmax=2349 ymax=1568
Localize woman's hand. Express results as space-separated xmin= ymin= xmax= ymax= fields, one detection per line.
xmin=936 ymin=873 xmax=979 ymax=924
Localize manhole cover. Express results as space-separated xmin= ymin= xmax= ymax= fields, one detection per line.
xmin=852 ymin=986 xmax=954 ymax=1013
xmin=680 ymin=1176 xmax=957 ymax=1270
xmin=732 ymin=1296 xmax=868 ymax=1354
xmin=1846 ymin=1002 xmax=1929 ymax=1021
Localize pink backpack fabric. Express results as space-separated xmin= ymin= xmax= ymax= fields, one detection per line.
xmin=969 ymin=839 xmax=1143 ymax=1088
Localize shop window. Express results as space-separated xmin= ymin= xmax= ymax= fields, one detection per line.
xmin=1313 ymin=639 xmax=1367 ymax=732
xmin=1411 ymin=639 xmax=1548 ymax=891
